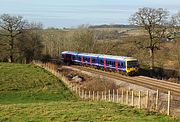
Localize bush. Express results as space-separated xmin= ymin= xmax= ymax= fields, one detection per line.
xmin=84 ymin=77 xmax=117 ymax=91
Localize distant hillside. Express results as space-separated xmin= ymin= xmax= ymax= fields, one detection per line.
xmin=89 ymin=24 xmax=138 ymax=29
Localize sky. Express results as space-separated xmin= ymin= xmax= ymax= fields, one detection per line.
xmin=0 ymin=0 xmax=179 ymax=28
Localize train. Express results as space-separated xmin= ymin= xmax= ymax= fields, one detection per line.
xmin=61 ymin=51 xmax=139 ymax=75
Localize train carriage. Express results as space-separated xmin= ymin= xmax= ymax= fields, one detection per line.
xmin=98 ymin=55 xmax=127 ymax=73
xmin=61 ymin=51 xmax=139 ymax=75
xmin=61 ymin=51 xmax=78 ymax=65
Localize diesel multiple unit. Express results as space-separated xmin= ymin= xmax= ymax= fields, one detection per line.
xmin=61 ymin=51 xmax=139 ymax=75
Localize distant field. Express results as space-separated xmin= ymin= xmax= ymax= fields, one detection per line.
xmin=0 ymin=63 xmax=179 ymax=121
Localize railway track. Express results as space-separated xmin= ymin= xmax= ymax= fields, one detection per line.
xmin=67 ymin=65 xmax=180 ymax=96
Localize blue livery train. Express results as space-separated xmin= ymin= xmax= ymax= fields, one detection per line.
xmin=61 ymin=51 xmax=139 ymax=75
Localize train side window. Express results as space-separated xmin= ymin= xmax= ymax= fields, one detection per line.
xmin=78 ymin=56 xmax=81 ymax=61
xmin=92 ymin=59 xmax=95 ymax=63
xmin=100 ymin=59 xmax=103 ymax=65
xmin=121 ymin=62 xmax=125 ymax=68
xmin=112 ymin=61 xmax=114 ymax=66
xmin=120 ymin=63 xmax=122 ymax=67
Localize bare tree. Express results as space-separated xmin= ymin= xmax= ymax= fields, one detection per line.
xmin=17 ymin=22 xmax=44 ymax=63
xmin=129 ymin=7 xmax=172 ymax=71
xmin=68 ymin=27 xmax=96 ymax=53
xmin=0 ymin=14 xmax=27 ymax=62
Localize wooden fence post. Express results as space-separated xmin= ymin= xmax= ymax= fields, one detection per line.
xmin=109 ymin=90 xmax=111 ymax=101
xmin=102 ymin=91 xmax=104 ymax=100
xmin=75 ymin=85 xmax=78 ymax=94
xmin=97 ymin=91 xmax=99 ymax=101
xmin=156 ymin=89 xmax=159 ymax=110
xmin=79 ymin=87 xmax=81 ymax=97
xmin=116 ymin=89 xmax=119 ymax=103
xmin=146 ymin=90 xmax=149 ymax=108
xmin=105 ymin=91 xmax=107 ymax=101
xmin=126 ymin=90 xmax=129 ymax=105
xmin=167 ymin=91 xmax=171 ymax=115
xmin=82 ymin=89 xmax=84 ymax=99
xmin=93 ymin=91 xmax=95 ymax=101
xmin=138 ymin=91 xmax=141 ymax=109
xmin=131 ymin=90 xmax=134 ymax=106
xmin=85 ymin=91 xmax=87 ymax=99
xmin=113 ymin=89 xmax=115 ymax=102
xmin=89 ymin=91 xmax=91 ymax=99
xmin=121 ymin=89 xmax=124 ymax=104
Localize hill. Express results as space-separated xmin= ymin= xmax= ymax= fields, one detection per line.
xmin=0 ymin=63 xmax=77 ymax=103
xmin=0 ymin=63 xmax=178 ymax=121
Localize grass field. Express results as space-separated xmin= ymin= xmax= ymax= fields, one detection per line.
xmin=0 ymin=63 xmax=179 ymax=121
xmin=0 ymin=63 xmax=77 ymax=103
xmin=1 ymin=101 xmax=178 ymax=122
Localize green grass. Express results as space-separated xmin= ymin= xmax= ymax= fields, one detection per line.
xmin=0 ymin=63 xmax=77 ymax=103
xmin=0 ymin=101 xmax=178 ymax=122
xmin=0 ymin=63 xmax=179 ymax=121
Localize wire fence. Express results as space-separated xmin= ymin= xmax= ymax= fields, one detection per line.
xmin=34 ymin=61 xmax=180 ymax=118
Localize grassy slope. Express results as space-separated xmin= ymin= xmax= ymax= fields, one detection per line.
xmin=0 ymin=63 xmax=178 ymax=121
xmin=0 ymin=63 xmax=76 ymax=103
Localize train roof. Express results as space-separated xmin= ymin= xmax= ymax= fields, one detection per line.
xmin=78 ymin=53 xmax=100 ymax=57
xmin=61 ymin=51 xmax=78 ymax=55
xmin=99 ymin=54 xmax=137 ymax=61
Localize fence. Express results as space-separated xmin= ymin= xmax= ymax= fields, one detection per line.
xmin=34 ymin=61 xmax=180 ymax=117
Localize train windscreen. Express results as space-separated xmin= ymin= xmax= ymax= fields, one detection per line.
xmin=127 ymin=60 xmax=139 ymax=68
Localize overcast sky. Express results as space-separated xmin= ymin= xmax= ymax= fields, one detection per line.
xmin=0 ymin=0 xmax=179 ymax=28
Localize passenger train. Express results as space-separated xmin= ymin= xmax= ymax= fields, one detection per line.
xmin=61 ymin=51 xmax=139 ymax=75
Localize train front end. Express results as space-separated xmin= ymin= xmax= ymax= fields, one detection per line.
xmin=126 ymin=59 xmax=139 ymax=75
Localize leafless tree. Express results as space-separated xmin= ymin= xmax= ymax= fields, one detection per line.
xmin=0 ymin=14 xmax=27 ymax=62
xmin=17 ymin=22 xmax=44 ymax=63
xmin=67 ymin=27 xmax=96 ymax=53
xmin=129 ymin=7 xmax=172 ymax=71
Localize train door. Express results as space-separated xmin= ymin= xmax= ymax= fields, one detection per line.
xmin=104 ymin=58 xmax=106 ymax=69
xmin=90 ymin=57 xmax=92 ymax=65
xmin=81 ymin=56 xmax=84 ymax=64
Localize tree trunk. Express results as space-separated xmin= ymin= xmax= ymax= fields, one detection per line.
xmin=10 ymin=37 xmax=14 ymax=62
xmin=149 ymin=48 xmax=154 ymax=76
